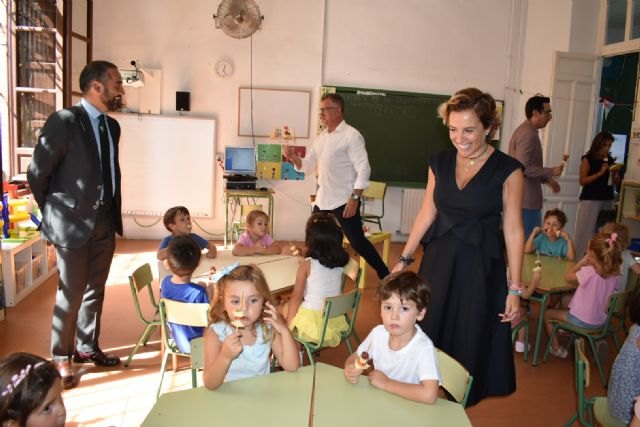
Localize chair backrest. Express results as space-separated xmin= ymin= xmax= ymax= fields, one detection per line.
xmin=159 ymin=298 xmax=210 ymax=354
xmin=363 ymin=181 xmax=387 ymax=200
xmin=603 ymin=292 xmax=627 ymax=328
xmin=341 ymin=258 xmax=362 ymax=291
xmin=129 ymin=263 xmax=158 ymax=322
xmin=315 ymin=289 xmax=361 ymax=347
xmin=436 ymin=349 xmax=473 ymax=407
xmin=574 ymin=338 xmax=594 ymax=425
xmin=240 ymin=204 xmax=263 ymax=222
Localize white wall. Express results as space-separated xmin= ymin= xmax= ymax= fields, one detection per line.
xmin=92 ymin=0 xmax=601 ymax=241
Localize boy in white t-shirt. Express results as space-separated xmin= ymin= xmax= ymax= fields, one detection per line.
xmin=344 ymin=271 xmax=441 ymax=404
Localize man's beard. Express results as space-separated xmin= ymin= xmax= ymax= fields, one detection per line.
xmin=102 ymin=91 xmax=123 ymax=111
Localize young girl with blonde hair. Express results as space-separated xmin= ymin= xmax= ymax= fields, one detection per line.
xmin=203 ymin=264 xmax=298 ymax=390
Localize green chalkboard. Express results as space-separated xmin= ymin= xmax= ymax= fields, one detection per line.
xmin=326 ymin=86 xmax=451 ymax=187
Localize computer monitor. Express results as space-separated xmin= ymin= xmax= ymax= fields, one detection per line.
xmin=224 ymin=146 xmax=256 ymax=176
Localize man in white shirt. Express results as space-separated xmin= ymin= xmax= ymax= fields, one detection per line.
xmin=284 ymin=94 xmax=390 ymax=279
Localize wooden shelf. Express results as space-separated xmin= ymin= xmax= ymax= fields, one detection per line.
xmin=1 ymin=235 xmax=57 ymax=307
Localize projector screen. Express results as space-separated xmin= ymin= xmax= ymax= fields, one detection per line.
xmin=114 ymin=113 xmax=216 ymax=218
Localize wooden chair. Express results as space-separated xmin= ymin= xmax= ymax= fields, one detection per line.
xmin=543 ymin=292 xmax=627 ymax=387
xmin=124 ymin=263 xmax=161 ymax=367
xmin=436 ymin=349 xmax=474 ymax=408
xmin=361 ymin=181 xmax=387 ymax=231
xmin=565 ymin=338 xmax=626 ymax=427
xmin=231 ymin=204 xmax=263 ymax=244
xmin=156 ymin=298 xmax=210 ymax=399
xmin=293 ymin=289 xmax=361 ymax=366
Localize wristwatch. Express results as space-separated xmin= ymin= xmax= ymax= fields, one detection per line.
xmin=399 ymin=254 xmax=415 ymax=265
xmin=350 ymin=193 xmax=361 ymax=201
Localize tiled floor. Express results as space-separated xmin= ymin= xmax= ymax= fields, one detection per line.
xmin=0 ymin=239 xmax=616 ymax=426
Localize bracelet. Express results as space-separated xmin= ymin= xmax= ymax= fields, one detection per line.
xmin=508 ymin=280 xmax=522 ymax=292
xmin=399 ymin=254 xmax=415 ymax=265
xmin=508 ymin=289 xmax=522 ymax=296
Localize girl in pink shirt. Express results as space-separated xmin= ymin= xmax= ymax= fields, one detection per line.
xmin=543 ymin=232 xmax=623 ymax=358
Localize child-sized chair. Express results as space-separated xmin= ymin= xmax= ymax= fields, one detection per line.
xmin=565 ymin=338 xmax=626 ymax=427
xmin=125 ymin=263 xmax=161 ymax=367
xmin=543 ymin=292 xmax=627 ymax=387
xmin=361 ymin=181 xmax=387 ymax=231
xmin=156 ymin=298 xmax=210 ymax=399
xmin=230 ymin=204 xmax=262 ymax=244
xmin=436 ymin=349 xmax=474 ymax=408
xmin=293 ymin=289 xmax=361 ymax=366
xmin=511 ymin=317 xmax=530 ymax=362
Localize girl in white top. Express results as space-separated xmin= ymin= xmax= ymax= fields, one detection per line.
xmin=202 ymin=264 xmax=298 ymax=390
xmin=287 ymin=212 xmax=350 ymax=347
xmin=344 ymin=271 xmax=441 ymax=404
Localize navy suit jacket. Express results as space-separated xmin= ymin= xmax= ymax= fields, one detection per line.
xmin=27 ymin=104 xmax=123 ymax=248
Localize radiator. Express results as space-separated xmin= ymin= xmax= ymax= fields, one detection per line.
xmin=400 ymin=189 xmax=425 ymax=234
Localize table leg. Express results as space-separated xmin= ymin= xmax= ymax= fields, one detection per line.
xmin=224 ymin=194 xmax=229 ymax=248
xmin=382 ymin=237 xmax=390 ymax=265
xmin=531 ymin=293 xmax=549 ymax=367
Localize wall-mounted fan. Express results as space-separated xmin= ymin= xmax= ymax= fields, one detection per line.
xmin=213 ymin=0 xmax=264 ymax=39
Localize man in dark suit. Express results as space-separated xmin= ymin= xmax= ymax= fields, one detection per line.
xmin=27 ymin=60 xmax=125 ymax=389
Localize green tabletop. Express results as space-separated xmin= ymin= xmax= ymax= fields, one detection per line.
xmin=142 ymin=366 xmax=314 ymax=427
xmin=522 ymin=253 xmax=576 ymax=292
xmin=312 ymin=363 xmax=471 ymax=426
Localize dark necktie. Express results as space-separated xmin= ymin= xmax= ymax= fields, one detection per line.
xmin=98 ymin=115 xmax=113 ymax=203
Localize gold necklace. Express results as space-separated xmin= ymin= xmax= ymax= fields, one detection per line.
xmin=460 ymin=143 xmax=489 ymax=167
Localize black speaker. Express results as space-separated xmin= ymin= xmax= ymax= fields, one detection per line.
xmin=176 ymin=91 xmax=190 ymax=111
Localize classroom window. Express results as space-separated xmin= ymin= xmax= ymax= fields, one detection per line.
xmin=606 ymin=0 xmax=627 ymax=44
xmin=3 ymin=0 xmax=92 ymax=175
xmin=632 ymin=0 xmax=640 ymax=38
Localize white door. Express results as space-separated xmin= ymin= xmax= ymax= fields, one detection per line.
xmin=541 ymin=51 xmax=600 ymax=235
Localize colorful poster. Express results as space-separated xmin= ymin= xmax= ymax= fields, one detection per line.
xmin=256 ymin=143 xmax=306 ymax=180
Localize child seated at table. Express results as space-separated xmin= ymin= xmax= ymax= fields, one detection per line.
xmin=602 ymin=222 xmax=640 ymax=292
xmin=524 ymin=208 xmax=576 ymax=260
xmin=344 ymin=271 xmax=441 ymax=404
xmin=607 ymin=284 xmax=640 ymax=424
xmin=0 ymin=352 xmax=67 ymax=427
xmin=202 ymin=264 xmax=298 ymax=390
xmin=543 ymin=232 xmax=623 ymax=358
xmin=157 ymin=205 xmax=217 ymax=261
xmin=287 ymin=212 xmax=350 ymax=348
xmin=232 ymin=210 xmax=282 ymax=256
xmin=160 ymin=235 xmax=214 ymax=353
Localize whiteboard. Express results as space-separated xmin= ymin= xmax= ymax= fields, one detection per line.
xmin=114 ymin=113 xmax=216 ymax=218
xmin=238 ymin=88 xmax=311 ymax=138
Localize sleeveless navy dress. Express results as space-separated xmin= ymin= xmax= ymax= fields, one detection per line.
xmin=418 ymin=148 xmax=522 ymax=406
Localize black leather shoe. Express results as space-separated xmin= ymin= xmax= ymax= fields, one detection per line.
xmin=73 ymin=349 xmax=121 ymax=367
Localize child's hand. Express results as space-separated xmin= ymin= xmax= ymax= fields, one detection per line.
xmin=344 ymin=362 xmax=363 ymax=384
xmin=262 ymin=301 xmax=288 ymax=334
xmin=559 ymin=230 xmax=570 ymax=240
xmin=532 ymin=226 xmax=542 ymax=236
xmin=220 ymin=330 xmax=244 ymax=359
xmin=367 ymin=369 xmax=389 ymax=390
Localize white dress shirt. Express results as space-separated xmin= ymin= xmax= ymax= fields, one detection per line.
xmin=297 ymin=120 xmax=371 ymax=210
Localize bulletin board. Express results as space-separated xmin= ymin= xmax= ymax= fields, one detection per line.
xmin=238 ymin=88 xmax=311 ymax=138
xmin=114 ymin=113 xmax=216 ymax=217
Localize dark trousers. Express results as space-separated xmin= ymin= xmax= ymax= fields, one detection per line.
xmin=314 ymin=203 xmax=390 ymax=280
xmin=51 ymin=205 xmax=116 ymax=359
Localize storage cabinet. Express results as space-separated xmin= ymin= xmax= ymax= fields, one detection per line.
xmin=1 ymin=235 xmax=57 ymax=306
xmin=616 ymin=180 xmax=640 ymax=239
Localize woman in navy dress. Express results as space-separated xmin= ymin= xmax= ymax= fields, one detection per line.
xmin=394 ymin=88 xmax=524 ymax=406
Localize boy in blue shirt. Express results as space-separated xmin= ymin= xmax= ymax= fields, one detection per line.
xmin=160 ymin=235 xmax=213 ymax=353
xmin=524 ymin=208 xmax=576 ymax=260
xmin=157 ymin=206 xmax=217 ymax=260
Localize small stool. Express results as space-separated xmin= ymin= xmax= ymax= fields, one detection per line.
xmin=343 ymin=231 xmax=391 ymax=287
